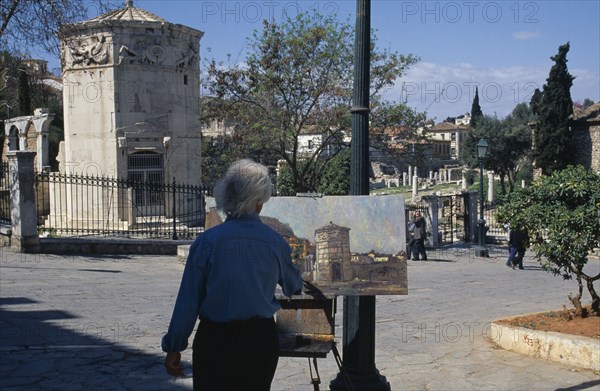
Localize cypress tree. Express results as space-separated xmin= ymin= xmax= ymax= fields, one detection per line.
xmin=532 ymin=43 xmax=575 ymax=175
xmin=470 ymin=86 xmax=483 ymax=128
xmin=530 ymin=88 xmax=542 ymax=116
xmin=17 ymin=67 xmax=32 ymax=116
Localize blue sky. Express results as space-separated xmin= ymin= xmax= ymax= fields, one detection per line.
xmin=46 ymin=0 xmax=600 ymax=122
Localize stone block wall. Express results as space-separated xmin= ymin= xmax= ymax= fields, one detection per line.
xmin=572 ymin=122 xmax=600 ymax=173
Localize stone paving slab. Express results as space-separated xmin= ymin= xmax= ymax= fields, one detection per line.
xmin=1 ymin=245 xmax=599 ymax=390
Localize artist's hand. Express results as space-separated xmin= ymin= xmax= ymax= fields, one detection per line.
xmin=165 ymin=352 xmax=183 ymax=377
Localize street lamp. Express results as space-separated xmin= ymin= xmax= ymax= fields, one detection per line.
xmin=476 ymin=138 xmax=489 ymax=257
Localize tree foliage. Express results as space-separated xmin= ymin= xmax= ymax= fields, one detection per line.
xmin=203 ymin=12 xmax=419 ymax=194
xmin=0 ymin=0 xmax=118 ymax=56
xmin=316 ymin=148 xmax=350 ymax=195
xmin=461 ymin=103 xmax=534 ymax=193
xmin=369 ymin=100 xmax=429 ymax=168
xmin=200 ymin=132 xmax=260 ymax=191
xmin=531 ymin=43 xmax=575 ymax=175
xmin=496 ymin=166 xmax=600 ymax=315
xmin=277 ymin=148 xmax=350 ymax=196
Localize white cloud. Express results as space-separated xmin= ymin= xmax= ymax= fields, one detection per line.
xmin=388 ymin=62 xmax=549 ymax=121
xmin=386 ymin=61 xmax=599 ymax=121
xmin=512 ymin=31 xmax=542 ymax=40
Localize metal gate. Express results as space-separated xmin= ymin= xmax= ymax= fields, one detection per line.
xmin=438 ymin=194 xmax=469 ymax=245
xmin=127 ymin=152 xmax=164 ymax=215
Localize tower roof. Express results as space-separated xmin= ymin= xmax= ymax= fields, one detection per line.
xmin=315 ymin=221 xmax=350 ymax=233
xmin=86 ymin=0 xmax=167 ymax=23
xmin=59 ymin=0 xmax=203 ymax=39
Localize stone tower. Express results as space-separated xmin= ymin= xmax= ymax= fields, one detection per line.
xmin=58 ymin=0 xmax=204 ymax=186
xmin=314 ymin=222 xmax=352 ymax=282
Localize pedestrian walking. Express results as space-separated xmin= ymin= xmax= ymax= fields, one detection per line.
xmin=411 ymin=211 xmax=428 ymax=261
xmin=162 ymin=159 xmax=303 ymax=391
xmin=506 ymin=227 xmax=529 ymax=270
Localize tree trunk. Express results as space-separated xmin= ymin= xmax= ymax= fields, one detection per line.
xmin=567 ymin=274 xmax=586 ymax=317
xmin=507 ymin=170 xmax=515 ymax=193
xmin=583 ymin=275 xmax=600 ymax=315
xmin=499 ymin=173 xmax=507 ymax=195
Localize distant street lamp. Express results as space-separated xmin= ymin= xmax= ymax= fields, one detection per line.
xmin=476 ymin=138 xmax=489 ymax=257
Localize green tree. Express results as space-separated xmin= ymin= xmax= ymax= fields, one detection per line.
xmin=0 ymin=52 xmax=63 ymax=168
xmin=461 ymin=103 xmax=533 ymax=194
xmin=531 ymin=43 xmax=575 ymax=175
xmin=530 ymin=88 xmax=542 ymax=116
xmin=369 ymin=101 xmax=429 ymax=169
xmin=200 ymin=133 xmax=256 ymax=190
xmin=470 ymin=86 xmax=483 ymax=128
xmin=582 ymin=98 xmax=595 ymax=109
xmin=496 ymin=166 xmax=600 ymax=315
xmin=203 ymin=12 xmax=418 ymax=194
xmin=316 ymin=148 xmax=350 ymax=195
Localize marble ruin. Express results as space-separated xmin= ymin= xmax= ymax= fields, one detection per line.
xmin=28 ymin=1 xmax=206 ymax=229
xmin=2 ymin=108 xmax=55 ymax=172
xmin=58 ymin=1 xmax=204 ymax=182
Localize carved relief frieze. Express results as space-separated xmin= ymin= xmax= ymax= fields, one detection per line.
xmin=63 ymin=34 xmax=110 ymax=68
xmin=118 ymin=40 xmax=166 ymax=66
xmin=175 ymin=43 xmax=199 ymax=72
xmin=117 ymin=37 xmax=198 ymax=72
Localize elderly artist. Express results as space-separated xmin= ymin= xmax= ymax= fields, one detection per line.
xmin=162 ymin=159 xmax=303 ymax=390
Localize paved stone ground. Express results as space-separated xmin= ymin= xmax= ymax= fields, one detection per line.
xmin=1 ymin=244 xmax=599 ymax=391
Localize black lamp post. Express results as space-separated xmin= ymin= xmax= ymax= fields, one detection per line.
xmin=329 ymin=1 xmax=389 ymax=390
xmin=476 ymin=138 xmax=489 ymax=257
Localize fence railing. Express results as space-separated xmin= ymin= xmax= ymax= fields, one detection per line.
xmin=34 ymin=172 xmax=210 ymax=239
xmin=483 ymin=201 xmax=506 ymax=237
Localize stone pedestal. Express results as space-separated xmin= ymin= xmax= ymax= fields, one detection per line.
xmin=7 ymin=151 xmax=40 ymax=252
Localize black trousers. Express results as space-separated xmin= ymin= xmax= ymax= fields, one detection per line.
xmin=412 ymin=238 xmax=427 ymax=260
xmin=192 ymin=317 xmax=279 ymax=391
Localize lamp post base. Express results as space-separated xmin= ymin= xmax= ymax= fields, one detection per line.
xmin=476 ymin=246 xmax=489 ymax=257
xmin=330 ymin=367 xmax=390 ymax=391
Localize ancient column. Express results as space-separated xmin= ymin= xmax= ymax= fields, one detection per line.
xmin=487 ymin=171 xmax=494 ymax=203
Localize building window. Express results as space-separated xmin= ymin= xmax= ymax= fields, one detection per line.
xmin=183 ymin=75 xmax=188 ymax=85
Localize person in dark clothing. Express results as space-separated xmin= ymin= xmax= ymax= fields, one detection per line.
xmin=411 ymin=211 xmax=428 ymax=261
xmin=507 ymin=227 xmax=529 ymax=270
xmin=406 ymin=215 xmax=416 ymax=260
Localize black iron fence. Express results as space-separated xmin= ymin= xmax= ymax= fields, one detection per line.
xmin=0 ymin=163 xmax=9 ymax=224
xmin=482 ymin=201 xmax=506 ymax=237
xmin=34 ymin=172 xmax=210 ymax=239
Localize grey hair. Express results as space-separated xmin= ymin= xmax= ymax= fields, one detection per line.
xmin=213 ymin=159 xmax=272 ymax=218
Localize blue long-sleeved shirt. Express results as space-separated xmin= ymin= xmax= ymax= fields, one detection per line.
xmin=162 ymin=212 xmax=303 ymax=353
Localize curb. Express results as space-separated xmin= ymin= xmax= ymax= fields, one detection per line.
xmin=489 ymin=316 xmax=600 ymax=371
